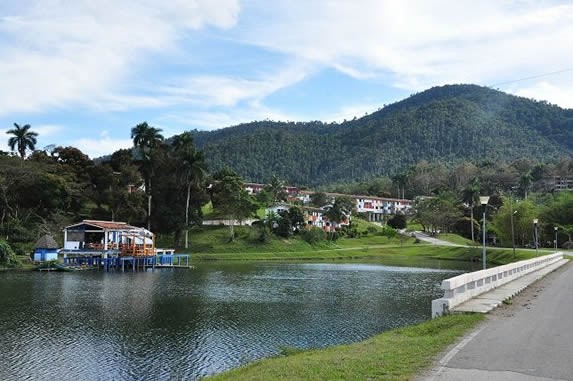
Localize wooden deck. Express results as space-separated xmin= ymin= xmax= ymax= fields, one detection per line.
xmin=62 ymin=251 xmax=190 ymax=272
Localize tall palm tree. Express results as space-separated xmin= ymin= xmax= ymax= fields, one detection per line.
xmin=172 ymin=132 xmax=207 ymax=249
xmin=131 ymin=122 xmax=164 ymax=230
xmin=391 ymin=172 xmax=408 ymax=199
xmin=7 ymin=123 xmax=38 ymax=159
xmin=519 ymin=172 xmax=533 ymax=199
xmin=461 ymin=177 xmax=480 ymax=242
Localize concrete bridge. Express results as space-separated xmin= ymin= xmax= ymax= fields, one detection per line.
xmin=422 ymin=254 xmax=572 ymax=380
xmin=432 ymin=252 xmax=567 ymax=317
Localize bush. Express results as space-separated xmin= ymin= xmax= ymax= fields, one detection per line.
xmin=387 ymin=214 xmax=407 ymax=229
xmin=346 ymin=228 xmax=359 ymax=238
xmin=0 ymin=240 xmax=21 ymax=268
xmin=301 ymin=227 xmax=326 ymax=244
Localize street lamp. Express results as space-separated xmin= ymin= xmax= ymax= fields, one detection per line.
xmin=511 ymin=210 xmax=518 ymax=259
xmin=533 ymin=218 xmax=539 ymax=257
xmin=508 ymin=195 xmax=517 ymax=259
xmin=480 ymin=196 xmax=490 ymax=270
xmin=554 ymin=226 xmax=558 ymax=250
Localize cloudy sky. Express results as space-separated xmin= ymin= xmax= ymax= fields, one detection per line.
xmin=1 ymin=0 xmax=572 ymax=157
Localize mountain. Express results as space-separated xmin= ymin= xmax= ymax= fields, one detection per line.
xmin=191 ymin=84 xmax=573 ymax=186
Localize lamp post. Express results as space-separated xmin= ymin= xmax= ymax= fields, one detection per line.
xmin=480 ymin=196 xmax=490 ymax=270
xmin=533 ymin=218 xmax=539 ymax=257
xmin=509 ymin=195 xmax=517 ymax=259
xmin=554 ymin=226 xmax=558 ymax=250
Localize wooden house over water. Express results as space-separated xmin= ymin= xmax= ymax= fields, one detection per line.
xmin=63 ymin=220 xmax=156 ymax=256
xmin=33 ymin=234 xmax=59 ymax=262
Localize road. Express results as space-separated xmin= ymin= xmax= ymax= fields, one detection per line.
xmin=421 ymin=261 xmax=573 ymax=381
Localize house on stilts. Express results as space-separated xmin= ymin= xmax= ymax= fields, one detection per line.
xmin=62 ymin=220 xmax=187 ymax=271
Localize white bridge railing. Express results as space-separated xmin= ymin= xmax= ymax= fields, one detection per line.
xmin=432 ymin=252 xmax=564 ymax=318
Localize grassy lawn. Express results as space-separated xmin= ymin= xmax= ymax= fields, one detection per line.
xmin=187 ymin=229 xmax=536 ymax=266
xmin=158 ymin=217 xmax=544 ymax=266
xmin=436 ymin=233 xmax=476 ymax=246
xmin=206 ymin=314 xmax=484 ymax=381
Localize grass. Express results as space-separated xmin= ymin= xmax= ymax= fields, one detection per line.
xmin=436 ymin=233 xmax=476 ymax=246
xmin=206 ymin=314 xmax=484 ymax=381
xmin=183 ymin=224 xmax=538 ymax=266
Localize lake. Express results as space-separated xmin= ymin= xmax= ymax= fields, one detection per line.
xmin=0 ymin=261 xmax=466 ymax=380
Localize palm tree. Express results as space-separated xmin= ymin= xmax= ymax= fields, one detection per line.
xmin=391 ymin=172 xmax=408 ymax=199
xmin=131 ymin=122 xmax=164 ymax=230
xmin=519 ymin=172 xmax=533 ymax=199
xmin=461 ymin=177 xmax=480 ymax=242
xmin=7 ymin=123 xmax=38 ymax=159
xmin=172 ymin=132 xmax=207 ymax=249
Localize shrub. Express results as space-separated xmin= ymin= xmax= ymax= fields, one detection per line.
xmin=367 ymin=226 xmax=378 ymax=233
xmin=387 ymin=214 xmax=407 ymax=229
xmin=0 ymin=240 xmax=21 ymax=268
xmin=301 ymin=227 xmax=326 ymax=244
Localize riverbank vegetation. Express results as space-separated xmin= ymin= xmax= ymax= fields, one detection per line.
xmin=207 ymin=313 xmax=484 ymax=381
xmin=2 ymin=120 xmax=572 ymax=259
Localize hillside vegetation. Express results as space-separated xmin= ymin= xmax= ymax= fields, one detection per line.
xmin=192 ymin=84 xmax=573 ymax=186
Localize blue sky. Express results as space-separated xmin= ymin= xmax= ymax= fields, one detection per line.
xmin=1 ymin=0 xmax=572 ymax=157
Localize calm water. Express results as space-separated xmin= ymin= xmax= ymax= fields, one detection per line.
xmin=0 ymin=261 xmax=465 ymax=380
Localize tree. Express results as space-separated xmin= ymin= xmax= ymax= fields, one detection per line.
xmin=541 ymin=192 xmax=573 ymax=246
xmin=461 ymin=177 xmax=480 ymax=242
xmin=325 ymin=195 xmax=354 ymax=228
xmin=264 ymin=175 xmax=287 ymax=203
xmin=0 ymin=240 xmax=20 ymax=267
xmin=391 ymin=172 xmax=409 ymax=199
xmin=7 ymin=123 xmax=38 ymax=159
xmin=413 ymin=193 xmax=461 ymax=233
xmin=171 ymin=132 xmax=207 ymax=249
xmin=492 ymin=197 xmax=538 ymax=247
xmin=287 ymin=206 xmax=306 ymax=232
xmin=210 ymin=168 xmax=258 ymax=241
xmin=519 ymin=171 xmax=533 ymax=199
xmin=131 ymin=122 xmax=164 ymax=230
xmin=310 ymin=192 xmax=328 ymax=207
xmin=387 ymin=213 xmax=407 ymax=229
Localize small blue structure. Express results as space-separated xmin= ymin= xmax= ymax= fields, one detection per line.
xmin=34 ymin=235 xmax=59 ymax=262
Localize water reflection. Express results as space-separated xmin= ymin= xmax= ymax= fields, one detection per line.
xmin=0 ymin=261 xmax=464 ymax=380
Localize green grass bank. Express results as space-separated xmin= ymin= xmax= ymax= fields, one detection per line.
xmin=166 ymin=222 xmax=539 ymax=266
xmin=206 ymin=314 xmax=484 ymax=381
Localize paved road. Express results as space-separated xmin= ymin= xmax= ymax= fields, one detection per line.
xmin=422 ymin=262 xmax=573 ymax=381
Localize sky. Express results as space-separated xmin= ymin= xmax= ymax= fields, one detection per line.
xmin=1 ymin=0 xmax=573 ymax=158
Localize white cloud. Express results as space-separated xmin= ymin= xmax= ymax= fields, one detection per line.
xmin=2 ymin=0 xmax=573 ymax=146
xmin=71 ymin=130 xmax=132 ymax=158
xmin=158 ymin=63 xmax=312 ymax=107
xmin=158 ymin=101 xmax=302 ymax=131
xmin=319 ymin=103 xmax=385 ymax=124
xmin=513 ymin=79 xmax=573 ymax=108
xmin=241 ymin=1 xmax=573 ymax=101
xmin=0 ymin=0 xmax=240 ymax=115
xmin=33 ymin=124 xmax=65 ymax=137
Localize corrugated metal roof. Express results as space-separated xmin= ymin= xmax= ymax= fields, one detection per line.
xmin=65 ymin=220 xmax=132 ymax=230
xmin=63 ymin=220 xmax=154 ymax=236
xmin=82 ymin=220 xmax=132 ymax=229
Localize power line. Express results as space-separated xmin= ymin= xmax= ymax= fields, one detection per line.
xmin=489 ymin=68 xmax=573 ymax=88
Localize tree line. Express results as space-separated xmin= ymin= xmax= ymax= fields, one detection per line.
xmin=1 ymin=120 xmax=572 ymax=263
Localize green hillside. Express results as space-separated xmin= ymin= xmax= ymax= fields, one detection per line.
xmin=191 ymin=84 xmax=573 ymax=186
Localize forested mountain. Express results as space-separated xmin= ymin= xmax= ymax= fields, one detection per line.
xmin=191 ymin=84 xmax=573 ymax=186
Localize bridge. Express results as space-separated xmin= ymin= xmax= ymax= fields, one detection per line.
xmin=423 ymin=252 xmax=572 ymax=380
xmin=432 ymin=252 xmax=568 ymax=317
